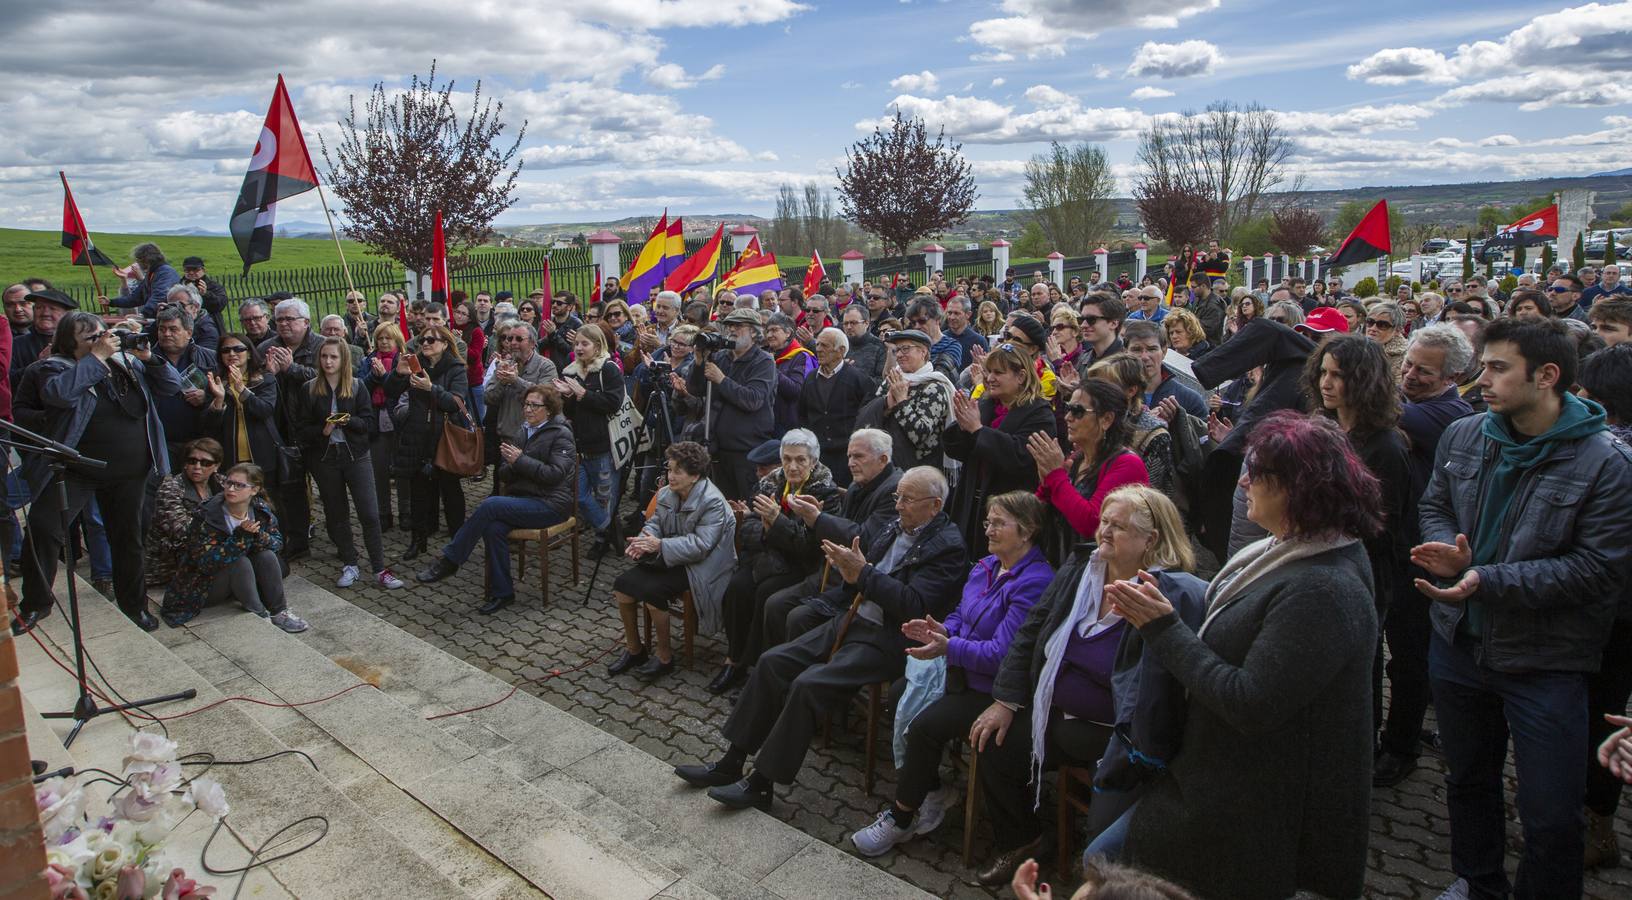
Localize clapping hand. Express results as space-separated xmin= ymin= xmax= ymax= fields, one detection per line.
xmin=499 ymin=442 xmax=522 ymax=464
xmin=902 ymin=615 xmax=950 ymax=660
xmin=1103 ymin=571 xmax=1175 ymax=627
xmin=1598 ymin=715 xmax=1632 ymax=784
xmin=785 ymin=492 xmax=822 ymax=526
xmin=1206 ymin=411 xmax=1233 ymax=445
xmin=1154 ymin=395 xmax=1180 ymax=424
xmin=370 ymin=356 xmax=387 ymax=377
xmin=205 ymin=371 xmax=225 ymax=402
xmin=626 ymin=533 xmax=661 ymax=558
xmin=952 ymin=390 xmax=982 ymax=433
xmin=884 ymin=365 xmax=909 ymax=408
xmin=237 ymin=518 xmax=261 ymax=535
xmin=795 ymin=325 xmax=815 ymax=346
xmin=1026 ymin=430 xmax=1066 ymax=481
xmin=182 ymin=386 xmax=205 ymax=408
xmin=1055 ymin=359 xmax=1079 ymax=392
xmin=751 ymin=493 xmax=781 ymax=527
xmin=821 ymin=536 xmax=867 ymax=584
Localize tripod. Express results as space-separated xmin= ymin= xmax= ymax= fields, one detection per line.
xmin=0 ymin=419 xmax=196 ymax=748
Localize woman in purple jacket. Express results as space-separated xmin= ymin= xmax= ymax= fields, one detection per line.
xmin=850 ymin=490 xmax=1054 ymax=857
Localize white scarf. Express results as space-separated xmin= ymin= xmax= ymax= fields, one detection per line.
xmin=1026 ymin=548 xmax=1117 ymax=809
xmin=900 ymin=360 xmax=957 ymax=426
xmin=1199 ymin=532 xmax=1358 ymax=637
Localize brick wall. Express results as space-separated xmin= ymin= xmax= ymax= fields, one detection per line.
xmin=0 ymin=582 xmax=47 ymax=900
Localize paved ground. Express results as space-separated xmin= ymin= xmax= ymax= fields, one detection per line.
xmin=296 ymin=477 xmax=1632 ymax=899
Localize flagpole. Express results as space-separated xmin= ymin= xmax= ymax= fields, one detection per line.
xmin=315 ymin=184 xmax=357 ymax=296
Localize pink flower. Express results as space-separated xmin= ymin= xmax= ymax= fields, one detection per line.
xmin=117 ymin=866 xmax=147 ymax=900
xmin=161 ymin=869 xmax=216 ymax=900
xmin=44 ymin=863 xmax=89 ymax=900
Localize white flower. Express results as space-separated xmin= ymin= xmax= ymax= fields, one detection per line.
xmin=121 ymin=734 xmax=178 ymax=775
xmin=36 ymin=777 xmax=86 ymax=841
xmin=129 ymin=763 xmax=182 ymax=801
xmin=112 ymin=791 xmax=167 ymax=824
xmin=183 ymin=779 xmax=228 ymax=821
xmin=89 ymin=845 xmax=126 ymax=883
xmin=90 ymin=878 xmax=119 ymax=900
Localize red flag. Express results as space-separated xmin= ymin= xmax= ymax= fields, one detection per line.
xmin=60 ymin=172 xmax=112 ymax=267
xmin=230 ymin=74 xmax=320 ymax=274
xmin=801 ymin=249 xmax=826 ymax=297
xmin=590 ymin=264 xmax=602 ymax=306
xmin=665 ymin=224 xmax=725 ymax=293
xmin=890 ymin=272 xmax=901 ymax=290
xmin=398 ymin=293 xmax=410 ymax=342
xmin=1325 ymin=200 xmax=1392 ymax=269
xmin=432 ymin=209 xmax=450 ymax=311
xmin=1485 ymin=204 xmax=1559 ymax=253
xmin=541 ymin=256 xmax=554 ymax=320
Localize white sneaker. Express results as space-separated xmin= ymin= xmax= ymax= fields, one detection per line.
xmin=337 ymin=565 xmax=361 ymax=588
xmin=1434 ymin=878 xmax=1470 ymax=900
xmin=376 ymin=569 xmax=405 ymax=589
xmin=270 ymin=610 xmax=309 ymax=633
xmin=850 ymin=809 xmax=917 ymax=857
xmin=915 ymin=784 xmax=958 ymax=836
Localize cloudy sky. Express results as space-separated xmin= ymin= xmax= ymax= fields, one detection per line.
xmin=2 ymin=0 xmax=1627 ymax=233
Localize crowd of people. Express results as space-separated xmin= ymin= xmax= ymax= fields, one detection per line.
xmin=6 ymin=239 xmax=1632 ymax=899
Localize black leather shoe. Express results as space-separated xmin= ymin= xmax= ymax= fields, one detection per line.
xmin=91 ymin=579 xmax=113 ymax=597
xmin=607 ymin=648 xmax=648 ymax=676
xmin=587 ymin=539 xmax=611 ymax=561
xmin=706 ymin=663 xmax=746 ymax=695
xmin=975 ymin=836 xmax=1043 ymax=887
xmin=707 ymin=777 xmax=772 ymax=811
xmin=478 ymin=596 xmax=512 ymax=615
xmin=131 ymin=610 xmax=161 ymax=633
xmin=416 ymin=556 xmax=458 ymax=583
xmin=10 ymin=608 xmax=47 ymax=635
xmin=403 ymin=536 xmax=427 ymax=561
xmin=1373 ymin=751 xmax=1418 ymax=788
xmin=634 ymin=656 xmax=675 ymax=680
xmin=674 ymin=760 xmax=744 ymax=788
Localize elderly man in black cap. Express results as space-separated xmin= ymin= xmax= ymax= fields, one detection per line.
xmin=688 ymin=308 xmax=777 ymax=501
xmin=9 ymin=289 xmax=76 ymax=391
xmin=178 ymin=256 xmax=228 ymax=334
xmin=870 ymin=328 xmax=955 ymax=471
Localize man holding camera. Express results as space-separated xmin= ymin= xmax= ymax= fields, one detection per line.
xmin=687 ymin=309 xmax=775 ymax=501
xmin=179 ymin=256 xmax=228 ymax=335
xmin=12 ymin=306 xmax=182 ymax=634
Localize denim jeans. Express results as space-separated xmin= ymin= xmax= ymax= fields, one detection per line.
xmin=1429 ymin=633 xmax=1587 ymax=900
xmin=468 ymin=383 xmax=486 ymax=429
xmin=83 ymin=497 xmax=113 ymax=581
xmin=576 ymin=452 xmax=616 ymax=533
xmin=440 ymin=495 xmax=565 ymax=600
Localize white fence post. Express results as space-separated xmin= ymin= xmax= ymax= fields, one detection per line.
xmin=729 ymin=224 xmax=758 ymax=254
xmin=921 ymin=243 xmax=946 ymax=282
xmin=840 ymin=250 xmax=864 ymax=288
xmin=991 ymin=239 xmax=1011 ymax=282
xmin=587 ymin=230 xmax=621 ymax=296
xmin=1241 ymin=256 xmax=1254 ymax=288
xmin=1094 ymin=246 xmax=1109 ymax=283
xmin=1047 ymin=252 xmax=1065 ymax=288
xmin=1133 ymin=243 xmax=1148 ymax=283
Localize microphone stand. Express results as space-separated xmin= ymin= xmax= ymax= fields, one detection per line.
xmin=0 ymin=418 xmax=196 ymax=748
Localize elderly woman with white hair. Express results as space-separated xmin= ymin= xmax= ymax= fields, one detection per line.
xmin=798 ymin=326 xmax=875 ymax=486
xmin=714 ymin=428 xmax=845 ymax=694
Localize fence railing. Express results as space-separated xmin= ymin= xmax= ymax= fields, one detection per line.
xmin=863 ymin=254 xmax=927 ymax=283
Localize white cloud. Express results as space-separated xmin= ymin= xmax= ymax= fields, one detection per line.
xmin=968 ymin=0 xmax=1220 ymax=56
xmin=1277 ymin=103 xmax=1436 ymax=134
xmin=862 ymin=87 xmax=1150 ymax=144
xmin=1130 ymin=86 xmax=1175 ymax=100
xmin=1480 ymin=133 xmax=1521 ymax=147
xmin=1125 ymin=40 xmax=1219 ymax=79
xmin=1345 ymin=47 xmax=1458 ymax=84
xmin=1438 ymin=70 xmax=1632 ymax=110
xmin=644 ymin=62 xmax=726 ymax=89
xmin=890 ymin=70 xmax=941 ymax=94
xmin=991 ymin=77 xmax=1007 ymax=87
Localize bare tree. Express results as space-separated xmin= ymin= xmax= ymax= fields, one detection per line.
xmin=1136 ymin=101 xmax=1296 ymax=245
xmin=320 ymin=61 xmax=525 ymax=272
xmin=801 ymin=183 xmax=849 ymax=256
xmin=1021 ymin=141 xmax=1117 ymax=256
xmin=836 ymin=111 xmax=977 ymax=255
xmin=1134 ymin=173 xmax=1215 ymax=250
xmin=769 ymin=184 xmax=804 ymax=254
xmin=1268 ymin=207 xmax=1325 ymax=256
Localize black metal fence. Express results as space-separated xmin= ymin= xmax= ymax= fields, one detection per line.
xmin=940 ymin=248 xmax=993 ymax=284
xmin=863 ymin=254 xmax=927 ymax=286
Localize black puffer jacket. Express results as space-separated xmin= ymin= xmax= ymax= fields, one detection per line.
xmin=739 ymin=461 xmax=844 ymax=580
xmin=384 ymin=351 xmax=467 ymax=475
xmin=500 ymin=414 xmax=577 ymax=517
xmin=292 ymin=377 xmax=375 ymax=456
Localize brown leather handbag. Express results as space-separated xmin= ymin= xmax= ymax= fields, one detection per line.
xmin=434 ymin=394 xmax=484 ymax=477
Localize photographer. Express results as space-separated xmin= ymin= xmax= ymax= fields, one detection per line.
xmin=104 ymin=242 xmax=178 ymax=318
xmin=687 ymin=309 xmax=776 ymax=501
xmin=179 ymin=256 xmax=228 ymax=336
xmin=12 ymin=311 xmax=182 ymax=634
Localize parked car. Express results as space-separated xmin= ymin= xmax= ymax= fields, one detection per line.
xmin=1584 ymin=240 xmax=1630 ymax=258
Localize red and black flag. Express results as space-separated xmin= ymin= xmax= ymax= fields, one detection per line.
xmin=1483 ymin=204 xmax=1559 ymax=254
xmin=231 ymin=74 xmax=319 ymax=275
xmin=432 ymin=209 xmax=450 ymax=312
xmin=1325 ymin=200 xmax=1392 ymax=269
xmin=60 ymin=172 xmax=112 ymax=267
xmin=540 ymin=255 xmax=554 ymax=320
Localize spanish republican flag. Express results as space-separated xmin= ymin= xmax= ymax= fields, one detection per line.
xmin=660 ymin=217 xmax=686 ymax=280
xmin=1325 ymin=200 xmax=1392 ymax=270
xmin=665 ymin=224 xmax=724 ymax=294
xmin=801 ymin=249 xmax=826 ymax=297
xmin=721 ymin=248 xmax=784 ymax=297
xmin=622 ymin=211 xmax=669 ymax=303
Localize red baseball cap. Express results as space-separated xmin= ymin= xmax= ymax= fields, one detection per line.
xmin=1297 ymin=307 xmax=1350 ymax=335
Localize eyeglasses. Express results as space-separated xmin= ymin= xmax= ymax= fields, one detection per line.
xmin=274 ymin=316 xmax=305 ymax=324
xmin=1365 ymin=318 xmax=1396 ymax=329
xmin=1548 ymin=286 xmax=1575 ymax=293
xmin=503 ymin=335 xmax=531 ymax=343
xmin=420 ymin=337 xmax=444 ymax=345
xmin=240 ymin=314 xmax=266 ymax=323
xmin=1050 ymin=323 xmax=1076 ymax=331
xmin=219 ymin=345 xmax=247 ymax=355
xmin=222 ymin=479 xmax=253 ymax=491
xmin=184 ymin=457 xmax=218 ymax=467
xmin=890 ymin=492 xmax=936 ymax=506
xmin=1064 ymin=403 xmax=1096 ymax=419
xmin=521 ymin=401 xmax=547 ymax=409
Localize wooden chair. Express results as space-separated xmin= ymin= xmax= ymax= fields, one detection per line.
xmin=1056 ymin=763 xmax=1095 ymax=880
xmin=484 ymin=463 xmax=582 ymax=606
xmin=963 ymin=741 xmax=981 ymax=867
xmin=640 ymin=590 xmax=697 ymax=667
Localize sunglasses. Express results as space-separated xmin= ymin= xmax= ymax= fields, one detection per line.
xmin=219 ymin=345 xmax=247 ymax=354
xmin=1050 ymin=323 xmax=1076 ymax=331
xmin=503 ymin=335 xmax=531 ymax=342
xmin=184 ymin=457 xmax=218 ymax=467
xmin=420 ymin=337 xmax=444 ymax=345
xmin=1548 ymin=286 xmax=1574 ymax=293
xmin=1365 ymin=318 xmax=1396 ymax=329
xmin=1064 ymin=403 xmax=1095 ymax=419
xmin=1079 ymin=315 xmax=1105 ymax=326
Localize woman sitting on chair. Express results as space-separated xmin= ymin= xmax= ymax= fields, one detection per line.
xmin=849 ymin=491 xmax=1054 ymax=858
xmin=416 ymin=384 xmax=577 ymax=614
xmin=161 ymin=462 xmax=309 ymax=632
xmin=608 ymin=441 xmax=736 ymax=683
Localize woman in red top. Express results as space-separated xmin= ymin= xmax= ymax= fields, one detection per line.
xmin=452 ymin=298 xmax=488 ymax=424
xmin=1028 ymin=377 xmax=1148 ymax=545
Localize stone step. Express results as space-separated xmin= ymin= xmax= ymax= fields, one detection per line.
xmin=277 ymin=576 xmax=935 ymax=900
xmin=15 ymin=577 xmax=471 ymax=899
xmin=168 ymin=578 xmax=691 ymax=900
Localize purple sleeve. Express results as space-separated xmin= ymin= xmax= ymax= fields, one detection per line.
xmin=946 ymin=566 xmax=1051 ymax=678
